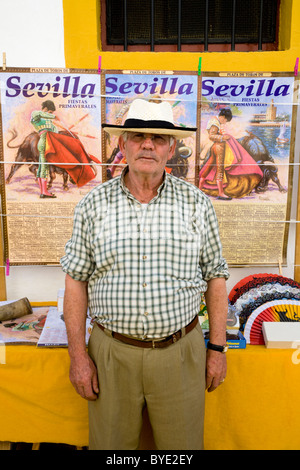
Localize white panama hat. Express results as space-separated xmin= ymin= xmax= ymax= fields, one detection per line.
xmin=102 ymin=98 xmax=197 ymax=138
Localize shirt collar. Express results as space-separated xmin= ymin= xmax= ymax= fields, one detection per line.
xmin=119 ymin=166 xmax=168 ymax=203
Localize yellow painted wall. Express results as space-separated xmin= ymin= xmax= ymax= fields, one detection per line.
xmin=62 ymin=0 xmax=299 ymax=73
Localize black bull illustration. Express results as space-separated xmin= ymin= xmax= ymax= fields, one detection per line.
xmin=238 ymin=132 xmax=287 ymax=193
xmin=6 ymin=129 xmax=97 ymax=190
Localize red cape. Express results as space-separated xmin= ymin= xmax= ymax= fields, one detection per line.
xmin=226 ymin=137 xmax=263 ymax=177
xmin=199 ymin=136 xmax=263 ymax=182
xmin=199 ymin=136 xmax=263 ymax=198
xmin=45 ymin=132 xmax=100 ymax=188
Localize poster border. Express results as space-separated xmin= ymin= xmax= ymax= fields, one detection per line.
xmin=200 ymin=71 xmax=297 ymax=267
xmin=0 ymin=66 xmax=100 ymax=266
xmin=100 ymin=69 xmax=201 ymax=185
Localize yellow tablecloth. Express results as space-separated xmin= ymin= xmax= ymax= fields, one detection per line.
xmin=204 ymin=346 xmax=300 ymax=450
xmin=0 ymin=344 xmax=300 ymax=450
xmin=0 ymin=346 xmax=88 ymax=447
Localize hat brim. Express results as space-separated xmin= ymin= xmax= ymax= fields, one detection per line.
xmin=102 ymin=123 xmax=197 ymax=139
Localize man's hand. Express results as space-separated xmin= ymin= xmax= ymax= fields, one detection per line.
xmin=69 ymin=352 xmax=99 ymax=401
xmin=205 ymin=349 xmax=227 ymax=392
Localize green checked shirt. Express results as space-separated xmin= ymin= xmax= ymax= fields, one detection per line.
xmin=61 ymin=168 xmax=229 ymax=339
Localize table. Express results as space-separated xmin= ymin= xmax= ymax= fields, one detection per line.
xmin=1 ymin=344 xmax=300 ymax=450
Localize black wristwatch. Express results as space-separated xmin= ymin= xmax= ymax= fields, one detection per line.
xmin=207 ymin=341 xmax=228 ymax=353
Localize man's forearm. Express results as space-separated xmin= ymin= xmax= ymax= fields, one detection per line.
xmin=63 ymin=274 xmax=99 ymax=400
xmin=63 ymin=273 xmax=88 ymax=359
xmin=204 ymin=277 xmax=228 ymax=392
xmin=204 ymin=277 xmax=228 ymax=344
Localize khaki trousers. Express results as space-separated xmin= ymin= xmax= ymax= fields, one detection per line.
xmin=88 ymin=322 xmax=206 ymax=450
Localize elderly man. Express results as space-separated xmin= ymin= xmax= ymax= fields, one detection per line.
xmin=61 ymin=98 xmax=229 ymax=450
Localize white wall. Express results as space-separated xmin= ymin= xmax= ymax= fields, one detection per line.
xmin=0 ymin=0 xmax=65 ymax=68
xmin=0 ymin=1 xmax=298 ymax=302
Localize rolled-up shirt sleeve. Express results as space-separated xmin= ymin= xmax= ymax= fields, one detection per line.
xmin=199 ymin=197 xmax=229 ymax=282
xmin=60 ymin=203 xmax=95 ymax=281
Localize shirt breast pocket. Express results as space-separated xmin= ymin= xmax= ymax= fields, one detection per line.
xmin=161 ymin=234 xmax=200 ymax=281
xmin=178 ymin=238 xmax=200 ymax=280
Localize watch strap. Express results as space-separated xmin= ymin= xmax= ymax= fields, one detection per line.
xmin=207 ymin=341 xmax=228 ymax=353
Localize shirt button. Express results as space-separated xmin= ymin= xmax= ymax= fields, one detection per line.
xmin=143 ymin=283 xmax=147 ymax=287
xmin=143 ymin=255 xmax=147 ymax=260
xmin=144 ymin=312 xmax=149 ymax=316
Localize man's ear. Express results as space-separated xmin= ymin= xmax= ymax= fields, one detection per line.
xmin=168 ymin=138 xmax=177 ymax=159
xmin=118 ymin=135 xmax=126 ymax=154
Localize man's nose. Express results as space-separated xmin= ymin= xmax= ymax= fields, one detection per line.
xmin=141 ymin=135 xmax=155 ymax=148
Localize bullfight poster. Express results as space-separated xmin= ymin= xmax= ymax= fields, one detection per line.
xmin=199 ymin=72 xmax=297 ymax=265
xmin=0 ymin=68 xmax=297 ymax=267
xmin=102 ymin=70 xmax=200 ymax=185
xmin=0 ymin=68 xmax=102 ymax=264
